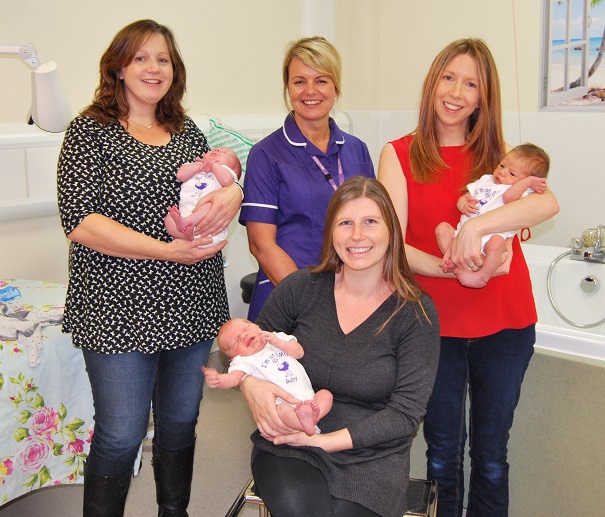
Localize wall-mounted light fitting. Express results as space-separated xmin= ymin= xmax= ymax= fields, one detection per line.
xmin=0 ymin=43 xmax=71 ymax=133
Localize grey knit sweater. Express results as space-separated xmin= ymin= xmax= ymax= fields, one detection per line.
xmin=253 ymin=269 xmax=440 ymax=517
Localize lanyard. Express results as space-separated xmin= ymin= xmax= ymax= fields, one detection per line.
xmin=309 ymin=154 xmax=344 ymax=192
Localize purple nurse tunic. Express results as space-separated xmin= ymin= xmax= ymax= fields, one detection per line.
xmin=239 ymin=114 xmax=374 ymax=321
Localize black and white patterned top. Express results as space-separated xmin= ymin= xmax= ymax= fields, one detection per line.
xmin=57 ymin=116 xmax=230 ymax=354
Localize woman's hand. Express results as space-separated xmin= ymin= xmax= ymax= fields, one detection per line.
xmin=273 ymin=428 xmax=353 ymax=453
xmin=273 ymin=431 xmax=320 ymax=447
xmin=452 ymin=236 xmax=513 ymax=287
xmin=68 ymin=213 xmax=226 ymax=264
xmin=240 ymin=376 xmax=299 ymax=439
xmin=164 ymin=236 xmax=227 ymax=265
xmin=192 ymin=183 xmax=242 ymax=238
xmin=451 ymin=188 xmax=559 ymax=272
xmin=448 ymin=219 xmax=484 ymax=272
xmin=451 ymin=230 xmax=514 ymax=279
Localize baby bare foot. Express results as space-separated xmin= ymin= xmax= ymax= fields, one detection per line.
xmin=167 ymin=206 xmax=185 ymax=229
xmin=167 ymin=206 xmax=195 ymax=240
xmin=295 ymin=400 xmax=318 ymax=436
xmin=310 ymin=400 xmax=320 ymax=422
xmin=455 ymin=269 xmax=489 ymax=289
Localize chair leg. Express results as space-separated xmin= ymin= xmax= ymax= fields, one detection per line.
xmin=245 ymin=478 xmax=271 ymax=517
xmin=224 ymin=477 xmax=271 ymax=517
xmin=405 ymin=478 xmax=438 ymax=517
xmin=427 ymin=479 xmax=438 ymax=517
xmin=224 ymin=479 xmax=249 ymax=517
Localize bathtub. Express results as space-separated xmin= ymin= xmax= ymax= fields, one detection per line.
xmin=522 ymin=243 xmax=605 ymax=362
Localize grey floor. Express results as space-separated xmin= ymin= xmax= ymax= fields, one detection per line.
xmin=0 ymin=351 xmax=260 ymax=517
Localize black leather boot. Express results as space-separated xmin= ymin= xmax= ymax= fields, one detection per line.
xmin=83 ymin=462 xmax=132 ymax=517
xmin=152 ymin=441 xmax=196 ymax=517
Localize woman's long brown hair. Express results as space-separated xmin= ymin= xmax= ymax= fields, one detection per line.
xmin=409 ymin=38 xmax=505 ymax=185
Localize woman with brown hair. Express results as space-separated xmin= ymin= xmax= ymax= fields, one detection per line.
xmin=378 ymin=38 xmax=559 ymax=516
xmin=57 ymin=19 xmax=242 ymax=516
xmin=240 ymin=176 xmax=440 ymax=517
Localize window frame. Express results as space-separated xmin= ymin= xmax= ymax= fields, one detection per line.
xmin=541 ymin=0 xmax=598 ymax=109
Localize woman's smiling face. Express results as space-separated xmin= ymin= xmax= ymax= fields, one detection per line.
xmin=332 ymin=197 xmax=389 ymax=275
xmin=433 ymin=53 xmax=481 ymax=139
xmin=120 ymin=33 xmax=174 ymax=110
xmin=287 ymin=57 xmax=336 ymax=125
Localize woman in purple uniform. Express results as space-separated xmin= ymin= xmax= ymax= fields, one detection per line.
xmin=239 ymin=36 xmax=374 ymax=321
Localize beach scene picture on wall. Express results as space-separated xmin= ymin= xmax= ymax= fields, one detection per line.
xmin=549 ymin=0 xmax=605 ymax=106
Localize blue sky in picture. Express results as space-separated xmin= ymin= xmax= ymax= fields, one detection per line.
xmin=551 ymin=1 xmax=605 ymax=42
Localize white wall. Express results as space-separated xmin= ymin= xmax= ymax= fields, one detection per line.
xmin=1 ymin=1 xmax=298 ymax=120
xmin=340 ymin=0 xmax=541 ymax=112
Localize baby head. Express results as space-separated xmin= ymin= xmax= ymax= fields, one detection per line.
xmin=493 ymin=143 xmax=550 ymax=185
xmin=217 ymin=318 xmax=267 ymax=359
xmin=204 ymin=147 xmax=242 ymax=179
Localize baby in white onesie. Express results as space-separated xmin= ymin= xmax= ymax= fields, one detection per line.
xmin=165 ymin=147 xmax=241 ymax=247
xmin=202 ymin=318 xmax=333 ymax=436
xmin=436 ymin=143 xmax=550 ymax=288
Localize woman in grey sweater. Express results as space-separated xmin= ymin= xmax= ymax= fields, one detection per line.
xmin=239 ymin=177 xmax=440 ymax=517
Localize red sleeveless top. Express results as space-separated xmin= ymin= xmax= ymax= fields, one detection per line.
xmin=391 ymin=134 xmax=537 ymax=338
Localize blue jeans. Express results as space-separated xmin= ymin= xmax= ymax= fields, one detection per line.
xmin=423 ymin=326 xmax=535 ymax=517
xmin=82 ymin=340 xmax=212 ymax=476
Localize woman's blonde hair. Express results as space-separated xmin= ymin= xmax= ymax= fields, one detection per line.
xmin=410 ymin=38 xmax=505 ymax=184
xmin=81 ymin=19 xmax=187 ymax=133
xmin=313 ymin=176 xmax=429 ymax=331
xmin=282 ymin=36 xmax=342 ymax=111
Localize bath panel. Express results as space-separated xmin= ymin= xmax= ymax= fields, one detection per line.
xmin=522 ymin=243 xmax=605 ymax=361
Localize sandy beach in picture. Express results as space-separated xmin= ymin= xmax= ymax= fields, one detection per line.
xmin=549 ymin=61 xmax=605 ymax=105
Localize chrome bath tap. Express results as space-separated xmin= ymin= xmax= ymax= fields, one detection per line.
xmin=571 ymin=224 xmax=605 ymax=263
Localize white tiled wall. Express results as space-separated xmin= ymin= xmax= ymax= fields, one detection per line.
xmin=27 ymin=146 xmax=62 ymax=198
xmin=0 ymin=147 xmax=26 ymax=200
xmin=0 ymin=124 xmax=63 ymax=222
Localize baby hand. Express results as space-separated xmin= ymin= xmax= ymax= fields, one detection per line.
xmin=201 ymin=366 xmax=220 ymax=388
xmin=261 ymin=331 xmax=280 ymax=346
xmin=194 ymin=156 xmax=214 ymax=172
xmin=529 ymin=177 xmax=548 ymax=194
xmin=461 ymin=197 xmax=480 ymax=217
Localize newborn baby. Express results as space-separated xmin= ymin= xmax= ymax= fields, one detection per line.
xmin=165 ymin=147 xmax=241 ymax=247
xmin=203 ymin=318 xmax=333 ymax=436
